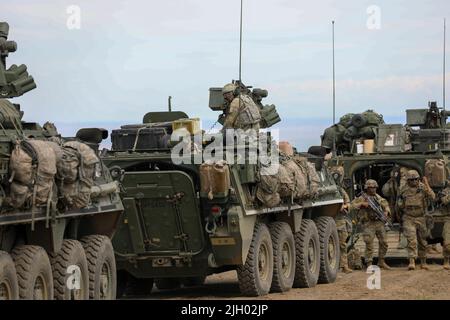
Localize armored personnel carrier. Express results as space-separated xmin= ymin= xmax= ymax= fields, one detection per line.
xmin=326 ymin=102 xmax=450 ymax=261
xmin=0 ymin=22 xmax=123 ymax=300
xmin=102 ymin=82 xmax=344 ymax=297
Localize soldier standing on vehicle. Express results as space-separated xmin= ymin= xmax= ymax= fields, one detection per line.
xmin=221 ymin=83 xmax=261 ymax=131
xmin=397 ymin=170 xmax=435 ymax=271
xmin=330 ymin=166 xmax=353 ymax=273
xmin=435 ymin=181 xmax=450 ymax=270
xmin=351 ymin=180 xmax=392 ymax=269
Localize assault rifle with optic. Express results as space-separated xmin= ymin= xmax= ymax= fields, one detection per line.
xmin=362 ymin=193 xmax=394 ymax=229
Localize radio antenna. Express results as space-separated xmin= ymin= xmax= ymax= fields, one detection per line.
xmin=239 ymin=0 xmax=243 ymax=82
xmin=444 ymin=18 xmax=447 ymax=112
xmin=332 ymin=21 xmax=336 ymax=125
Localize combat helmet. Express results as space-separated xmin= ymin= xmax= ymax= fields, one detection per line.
xmin=406 ymin=170 xmax=420 ymax=180
xmin=364 ymin=179 xmax=378 ymax=189
xmin=222 ymin=83 xmax=237 ymax=95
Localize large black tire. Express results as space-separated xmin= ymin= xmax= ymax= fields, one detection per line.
xmin=293 ymin=219 xmax=320 ymax=288
xmin=269 ymin=222 xmax=295 ymax=293
xmin=11 ymin=245 xmax=54 ymax=300
xmin=315 ymin=216 xmax=340 ymax=284
xmin=182 ymin=276 xmax=206 ymax=287
xmin=155 ymin=278 xmax=180 ymax=290
xmin=49 ymin=239 xmax=89 ymax=300
xmin=237 ymin=223 xmax=273 ymax=297
xmin=0 ymin=251 xmax=19 ymax=300
xmin=81 ymin=235 xmax=117 ymax=300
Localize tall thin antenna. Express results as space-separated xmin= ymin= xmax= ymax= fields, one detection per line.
xmin=332 ymin=21 xmax=336 ymax=125
xmin=239 ymin=0 xmax=243 ymax=82
xmin=444 ymin=18 xmax=447 ymax=112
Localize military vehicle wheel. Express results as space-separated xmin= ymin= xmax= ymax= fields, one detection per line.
xmin=0 ymin=251 xmax=19 ymax=300
xmin=182 ymin=276 xmax=206 ymax=287
xmin=315 ymin=216 xmax=340 ymax=284
xmin=155 ymin=278 xmax=181 ymax=290
xmin=50 ymin=240 xmax=89 ymax=300
xmin=237 ymin=223 xmax=273 ymax=296
xmin=12 ymin=245 xmax=54 ymax=300
xmin=269 ymin=222 xmax=295 ymax=292
xmin=293 ymin=219 xmax=320 ymax=288
xmin=81 ymin=235 xmax=116 ymax=300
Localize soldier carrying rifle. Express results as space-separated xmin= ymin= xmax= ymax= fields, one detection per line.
xmin=397 ymin=170 xmax=435 ymax=271
xmin=351 ymin=179 xmax=392 ymax=269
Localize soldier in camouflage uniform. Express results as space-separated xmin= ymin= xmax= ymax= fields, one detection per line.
xmin=330 ymin=166 xmax=353 ymax=273
xmin=351 ymin=180 xmax=392 ymax=269
xmin=435 ymin=181 xmax=450 ymax=270
xmin=222 ymin=83 xmax=261 ymax=131
xmin=397 ymin=170 xmax=435 ymax=270
xmin=382 ymin=166 xmax=409 ymax=222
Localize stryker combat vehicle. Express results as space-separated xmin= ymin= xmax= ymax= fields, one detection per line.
xmin=325 ymin=102 xmax=450 ymax=261
xmin=102 ymin=81 xmax=344 ymax=297
xmin=0 ymin=22 xmax=123 ymax=300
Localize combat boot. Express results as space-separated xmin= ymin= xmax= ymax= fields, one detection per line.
xmin=443 ymin=258 xmax=450 ymax=270
xmin=408 ymin=258 xmax=416 ymax=270
xmin=342 ymin=264 xmax=353 ymax=274
xmin=420 ymin=258 xmax=430 ymax=270
xmin=378 ymin=258 xmax=392 ymax=270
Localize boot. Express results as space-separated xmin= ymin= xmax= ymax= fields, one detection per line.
xmin=342 ymin=264 xmax=353 ymax=274
xmin=378 ymin=258 xmax=392 ymax=270
xmin=408 ymin=258 xmax=416 ymax=270
xmin=420 ymin=258 xmax=430 ymax=270
xmin=443 ymin=257 xmax=450 ymax=270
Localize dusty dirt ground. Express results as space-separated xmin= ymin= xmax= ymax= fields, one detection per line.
xmin=134 ymin=259 xmax=450 ymax=300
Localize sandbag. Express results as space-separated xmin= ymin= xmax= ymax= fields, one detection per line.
xmin=425 ymin=159 xmax=447 ymax=188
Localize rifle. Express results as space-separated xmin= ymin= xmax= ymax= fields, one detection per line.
xmin=362 ymin=193 xmax=394 ymax=229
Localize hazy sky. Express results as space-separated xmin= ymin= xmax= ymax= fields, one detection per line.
xmin=1 ymin=0 xmax=449 ymax=149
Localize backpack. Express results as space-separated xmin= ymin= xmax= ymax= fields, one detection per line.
xmin=8 ymin=139 xmax=57 ymax=208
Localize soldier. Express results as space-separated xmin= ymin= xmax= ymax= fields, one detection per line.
xmin=435 ymin=181 xmax=450 ymax=270
xmin=221 ymin=83 xmax=261 ymax=131
xmin=351 ymin=179 xmax=392 ymax=269
xmin=330 ymin=166 xmax=353 ymax=273
xmin=397 ymin=170 xmax=435 ymax=270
